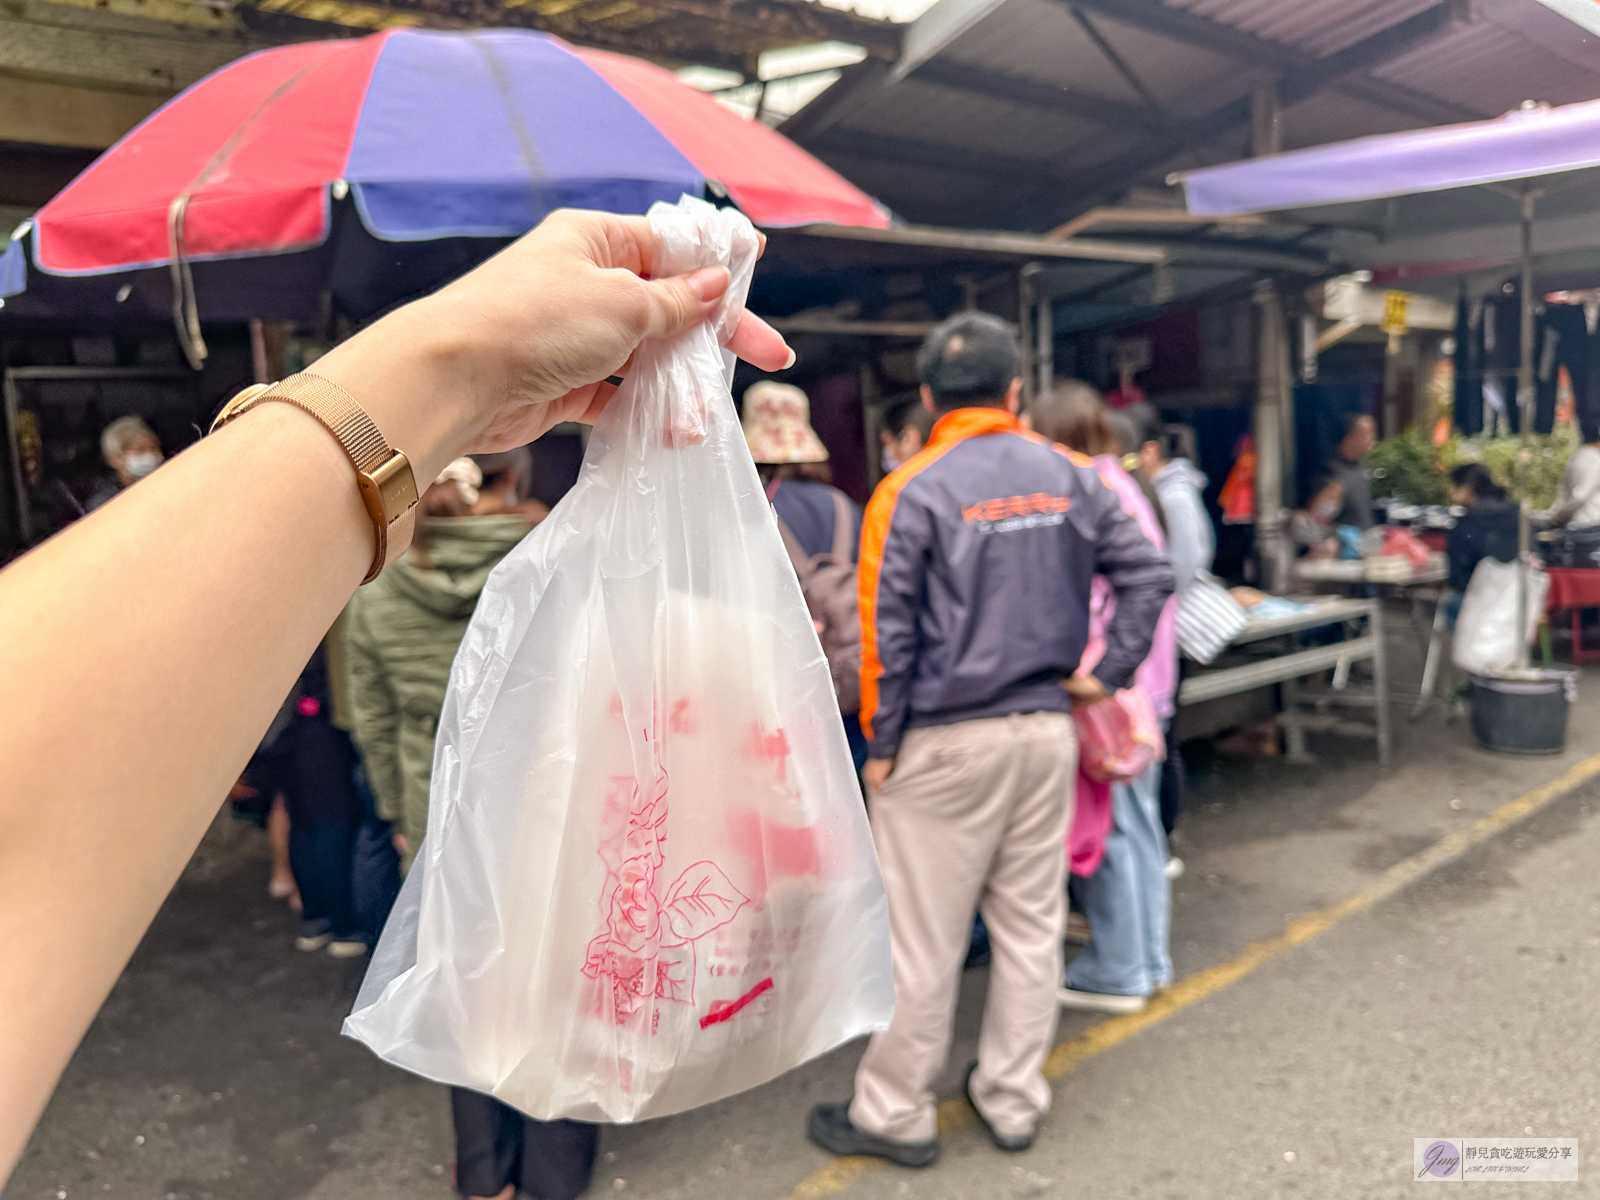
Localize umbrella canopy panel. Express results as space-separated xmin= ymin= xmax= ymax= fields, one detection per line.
xmin=7 ymin=26 xmax=887 ymax=286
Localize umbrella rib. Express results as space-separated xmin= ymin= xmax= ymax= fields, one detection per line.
xmin=188 ymin=60 xmax=324 ymax=199
xmin=468 ymin=33 xmax=547 ymax=190
xmin=167 ymin=57 xmax=324 ymax=370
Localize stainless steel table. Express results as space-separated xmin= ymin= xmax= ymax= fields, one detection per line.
xmin=1294 ymin=558 xmax=1450 ymax=716
xmin=1176 ymin=596 xmax=1390 ymax=765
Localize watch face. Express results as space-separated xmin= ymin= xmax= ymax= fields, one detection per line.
xmin=211 ymin=383 xmax=275 ymax=432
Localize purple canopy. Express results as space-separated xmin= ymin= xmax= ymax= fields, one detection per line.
xmin=1180 ymin=98 xmax=1600 ymax=218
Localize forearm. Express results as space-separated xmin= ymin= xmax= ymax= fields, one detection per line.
xmin=0 ymin=299 xmax=463 ymax=1174
xmin=0 ymin=205 xmax=790 ymax=1182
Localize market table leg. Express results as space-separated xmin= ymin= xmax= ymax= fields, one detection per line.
xmin=1413 ymin=595 xmax=1447 ymax=718
xmin=1371 ymin=605 xmax=1392 ymax=766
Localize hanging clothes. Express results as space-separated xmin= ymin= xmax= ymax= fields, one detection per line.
xmin=1483 ymin=285 xmax=1524 ymax=434
xmin=1541 ymin=300 xmax=1600 ymax=438
xmin=1453 ymin=294 xmax=1485 ymax=437
xmin=1454 ymin=282 xmax=1562 ymax=437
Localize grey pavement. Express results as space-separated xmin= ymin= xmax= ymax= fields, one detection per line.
xmin=9 ymin=619 xmax=1600 ymax=1200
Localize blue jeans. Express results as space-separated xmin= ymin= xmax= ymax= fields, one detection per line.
xmin=1443 ymin=589 xmax=1463 ymax=632
xmin=349 ymin=761 xmax=402 ymax=944
xmin=283 ymin=718 xmax=363 ymax=940
xmin=1064 ymin=753 xmax=1172 ymax=997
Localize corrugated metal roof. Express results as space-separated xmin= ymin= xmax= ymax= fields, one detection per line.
xmin=786 ymin=0 xmax=1600 ymax=232
xmin=1163 ymin=0 xmax=1441 ymax=58
xmin=845 ymin=75 xmax=1106 ymax=160
xmin=944 ymin=0 xmax=1249 ymax=116
xmin=1373 ymin=18 xmax=1600 ymax=112
xmin=1276 ymin=89 xmax=1423 ymax=151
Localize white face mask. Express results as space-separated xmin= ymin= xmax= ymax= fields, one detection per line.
xmin=881 ymin=446 xmax=900 ymax=474
xmin=123 ymin=451 xmax=161 ymax=479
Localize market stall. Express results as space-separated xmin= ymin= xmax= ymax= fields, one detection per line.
xmin=1176 ymin=95 xmax=1600 ymax=751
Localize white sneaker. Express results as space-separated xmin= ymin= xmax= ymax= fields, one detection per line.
xmin=327 ymin=939 xmax=369 ymax=959
xmin=294 ymin=932 xmax=333 ymax=952
xmin=1164 ymin=857 xmax=1185 ymax=880
xmin=1057 ymin=987 xmax=1147 ymax=1014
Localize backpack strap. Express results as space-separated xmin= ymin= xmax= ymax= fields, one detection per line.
xmin=828 ymin=487 xmax=854 ymax=562
xmin=768 ymin=483 xmax=813 ymax=578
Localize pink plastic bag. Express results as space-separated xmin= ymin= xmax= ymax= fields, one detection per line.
xmin=1073 ymin=688 xmax=1165 ymax=784
xmin=1380 ymin=525 xmax=1431 ymax=567
xmin=1067 ymin=774 xmax=1113 ymax=876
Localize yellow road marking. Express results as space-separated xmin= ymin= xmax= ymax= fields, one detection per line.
xmin=785 ymin=751 xmax=1600 ymax=1198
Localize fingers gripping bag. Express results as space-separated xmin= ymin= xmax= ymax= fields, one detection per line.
xmin=343 ymin=197 xmax=894 ymax=1122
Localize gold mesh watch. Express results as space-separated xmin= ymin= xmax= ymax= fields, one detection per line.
xmin=211 ymin=372 xmax=419 ymax=584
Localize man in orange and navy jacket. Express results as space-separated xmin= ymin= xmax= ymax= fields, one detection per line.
xmin=807 ymin=312 xmax=1173 ymax=1170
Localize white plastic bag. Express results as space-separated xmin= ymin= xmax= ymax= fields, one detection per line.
xmin=1453 ymin=557 xmax=1548 ymax=675
xmin=343 ymin=197 xmax=893 ymax=1123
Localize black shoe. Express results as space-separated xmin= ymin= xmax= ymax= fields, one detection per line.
xmin=963 ymin=1062 xmax=1034 ymax=1153
xmin=806 ymin=1102 xmax=940 ymax=1168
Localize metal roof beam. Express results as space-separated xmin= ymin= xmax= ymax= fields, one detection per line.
xmin=1063 ymin=0 xmax=1473 ymax=124
xmin=285 ymin=0 xmax=900 ymax=67
xmin=909 ymin=58 xmax=1180 ymax=134
xmin=787 ymin=221 xmax=1170 ymax=263
xmin=777 ymin=58 xmax=890 ymax=140
xmin=812 ymin=127 xmax=1074 ymax=184
xmin=635 ymin=0 xmax=904 ymax=60
xmin=286 ymin=0 xmax=759 ymax=70
xmin=1065 ymin=0 xmax=1304 ymax=67
xmin=1036 ymin=2 xmax=1471 ymax=223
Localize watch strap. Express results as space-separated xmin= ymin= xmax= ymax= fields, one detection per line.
xmin=211 ymin=372 xmax=418 ymax=583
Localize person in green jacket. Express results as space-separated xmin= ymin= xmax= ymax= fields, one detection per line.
xmin=344 ymin=450 xmax=544 ymax=873
xmin=345 ymin=449 xmax=600 ymax=1200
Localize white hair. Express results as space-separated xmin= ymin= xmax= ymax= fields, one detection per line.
xmin=101 ymin=415 xmax=156 ymax=460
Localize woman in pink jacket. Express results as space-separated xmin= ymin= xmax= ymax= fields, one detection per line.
xmin=1029 ymin=381 xmax=1177 ymax=1015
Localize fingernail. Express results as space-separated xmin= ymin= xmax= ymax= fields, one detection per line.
xmin=688 ymin=266 xmax=730 ymax=302
xmin=782 ymin=347 xmax=797 ymax=370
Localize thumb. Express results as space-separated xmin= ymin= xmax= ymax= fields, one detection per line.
xmin=637 ymin=266 xmax=731 ymax=341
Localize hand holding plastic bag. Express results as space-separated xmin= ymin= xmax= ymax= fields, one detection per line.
xmin=1072 ymin=688 xmax=1164 ymax=784
xmin=343 ymin=197 xmax=893 ymax=1123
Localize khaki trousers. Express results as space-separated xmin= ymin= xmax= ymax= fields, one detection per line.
xmin=850 ymin=711 xmax=1076 ymax=1142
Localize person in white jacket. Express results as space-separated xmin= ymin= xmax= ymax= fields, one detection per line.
xmin=1128 ymin=405 xmax=1213 ymax=594
xmin=1129 ymin=404 xmax=1213 ymax=848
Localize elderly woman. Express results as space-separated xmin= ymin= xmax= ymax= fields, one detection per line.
xmin=87 ymin=415 xmax=164 ymax=511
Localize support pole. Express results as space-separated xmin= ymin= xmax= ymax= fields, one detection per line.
xmin=1254 ymin=279 xmax=1291 ymax=593
xmin=1252 ymin=83 xmax=1282 ymax=158
xmin=1300 ymin=312 xmax=1319 ymax=383
xmin=1515 ymin=190 xmax=1538 ymax=670
xmin=1036 ymin=285 xmax=1053 ymax=398
xmin=1019 ymin=263 xmax=1040 ymax=407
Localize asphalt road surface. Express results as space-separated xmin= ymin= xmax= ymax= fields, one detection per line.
xmin=9 ymin=657 xmax=1600 ymax=1200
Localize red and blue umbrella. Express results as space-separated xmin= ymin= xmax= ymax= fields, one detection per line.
xmin=1 ymin=28 xmax=888 ymax=358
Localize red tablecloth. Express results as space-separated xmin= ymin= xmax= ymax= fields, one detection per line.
xmin=1545 ymin=567 xmax=1600 ymax=610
